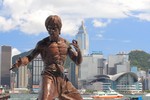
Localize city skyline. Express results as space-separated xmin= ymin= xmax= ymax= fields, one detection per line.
xmin=0 ymin=0 xmax=150 ymax=57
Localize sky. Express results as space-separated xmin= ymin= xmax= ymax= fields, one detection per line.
xmin=0 ymin=0 xmax=150 ymax=58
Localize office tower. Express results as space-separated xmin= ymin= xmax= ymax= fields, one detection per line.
xmin=97 ymin=58 xmax=106 ymax=75
xmin=12 ymin=50 xmax=32 ymax=88
xmin=80 ymin=53 xmax=104 ymax=80
xmin=108 ymin=52 xmax=130 ymax=75
xmin=12 ymin=50 xmax=44 ymax=92
xmin=0 ymin=45 xmax=11 ymax=87
xmin=76 ymin=21 xmax=89 ymax=56
xmin=31 ymin=55 xmax=44 ymax=92
xmin=18 ymin=66 xmax=28 ymax=88
xmin=68 ymin=62 xmax=78 ymax=88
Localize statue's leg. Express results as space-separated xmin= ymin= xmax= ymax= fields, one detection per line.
xmin=38 ymin=75 xmax=58 ymax=100
xmin=59 ymin=81 xmax=83 ymax=100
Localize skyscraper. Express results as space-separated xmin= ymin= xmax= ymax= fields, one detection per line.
xmin=0 ymin=45 xmax=11 ymax=87
xmin=108 ymin=52 xmax=130 ymax=75
xmin=79 ymin=53 xmax=104 ymax=80
xmin=76 ymin=21 xmax=89 ymax=56
xmin=12 ymin=50 xmax=32 ymax=88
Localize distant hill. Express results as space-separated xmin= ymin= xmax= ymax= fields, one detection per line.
xmin=129 ymin=50 xmax=150 ymax=70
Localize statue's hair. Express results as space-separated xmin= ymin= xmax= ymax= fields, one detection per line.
xmin=45 ymin=15 xmax=62 ymax=31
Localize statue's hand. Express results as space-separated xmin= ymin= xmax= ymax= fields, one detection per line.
xmin=71 ymin=40 xmax=79 ymax=50
xmin=69 ymin=40 xmax=80 ymax=56
xmin=9 ymin=57 xmax=22 ymax=70
xmin=9 ymin=64 xmax=18 ymax=70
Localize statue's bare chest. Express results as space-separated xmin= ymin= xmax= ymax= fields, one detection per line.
xmin=45 ymin=41 xmax=68 ymax=55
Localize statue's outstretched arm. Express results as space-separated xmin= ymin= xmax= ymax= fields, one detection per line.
xmin=10 ymin=42 xmax=40 ymax=70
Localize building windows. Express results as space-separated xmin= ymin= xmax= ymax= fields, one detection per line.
xmin=32 ymin=58 xmax=44 ymax=85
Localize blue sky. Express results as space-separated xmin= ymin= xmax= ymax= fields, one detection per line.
xmin=0 ymin=0 xmax=150 ymax=58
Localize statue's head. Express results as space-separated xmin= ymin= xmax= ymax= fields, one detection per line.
xmin=45 ymin=15 xmax=62 ymax=41
xmin=45 ymin=15 xmax=62 ymax=34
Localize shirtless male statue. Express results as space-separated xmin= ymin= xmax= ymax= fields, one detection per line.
xmin=10 ymin=15 xmax=83 ymax=100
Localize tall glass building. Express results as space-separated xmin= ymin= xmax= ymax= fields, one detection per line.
xmin=12 ymin=51 xmax=44 ymax=92
xmin=76 ymin=21 xmax=89 ymax=56
xmin=12 ymin=50 xmax=32 ymax=89
xmin=0 ymin=45 xmax=11 ymax=88
xmin=26 ymin=55 xmax=44 ymax=92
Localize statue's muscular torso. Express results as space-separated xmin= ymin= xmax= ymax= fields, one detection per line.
xmin=27 ymin=37 xmax=70 ymax=74
xmin=26 ymin=36 xmax=82 ymax=75
xmin=38 ymin=37 xmax=69 ymax=67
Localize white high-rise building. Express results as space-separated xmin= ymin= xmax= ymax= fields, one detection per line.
xmin=12 ymin=50 xmax=32 ymax=88
xmin=108 ymin=52 xmax=130 ymax=75
xmin=79 ymin=53 xmax=106 ymax=80
xmin=76 ymin=21 xmax=89 ymax=56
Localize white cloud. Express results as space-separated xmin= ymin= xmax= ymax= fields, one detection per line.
xmin=117 ymin=0 xmax=150 ymax=21
xmin=135 ymin=13 xmax=150 ymax=21
xmin=122 ymin=40 xmax=131 ymax=43
xmin=96 ymin=34 xmax=103 ymax=38
xmin=0 ymin=0 xmax=150 ymax=35
xmin=93 ymin=19 xmax=111 ymax=27
xmin=92 ymin=34 xmax=114 ymax=41
xmin=0 ymin=16 xmax=16 ymax=31
xmin=12 ymin=48 xmax=21 ymax=57
xmin=117 ymin=0 xmax=150 ymax=11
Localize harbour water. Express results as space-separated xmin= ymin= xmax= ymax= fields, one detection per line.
xmin=8 ymin=93 xmax=150 ymax=100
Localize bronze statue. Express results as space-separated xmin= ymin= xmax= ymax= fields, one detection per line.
xmin=10 ymin=15 xmax=83 ymax=100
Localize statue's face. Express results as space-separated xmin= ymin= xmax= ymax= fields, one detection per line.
xmin=47 ymin=23 xmax=60 ymax=42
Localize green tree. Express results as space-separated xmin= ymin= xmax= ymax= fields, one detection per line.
xmin=129 ymin=50 xmax=150 ymax=70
